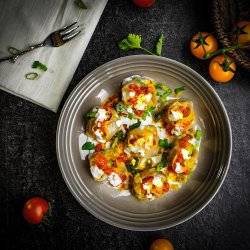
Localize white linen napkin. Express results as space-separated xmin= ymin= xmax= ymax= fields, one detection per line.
xmin=0 ymin=0 xmax=108 ymax=112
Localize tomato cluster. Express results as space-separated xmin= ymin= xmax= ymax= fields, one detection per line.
xmin=190 ymin=21 xmax=250 ymax=84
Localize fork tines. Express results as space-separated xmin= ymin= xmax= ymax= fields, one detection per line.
xmin=60 ymin=21 xmax=81 ymax=42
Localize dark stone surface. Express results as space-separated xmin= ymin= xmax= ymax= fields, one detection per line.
xmin=1 ymin=0 xmax=250 ymax=249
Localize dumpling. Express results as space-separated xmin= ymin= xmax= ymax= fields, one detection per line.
xmin=164 ymin=100 xmax=195 ymax=136
xmin=86 ymin=107 xmax=120 ymax=143
xmin=168 ymin=132 xmax=199 ymax=175
xmin=133 ymin=168 xmax=170 ymax=200
xmin=89 ymin=143 xmax=130 ymax=190
xmin=121 ymin=77 xmax=157 ymax=114
xmin=126 ymin=126 xmax=159 ymax=157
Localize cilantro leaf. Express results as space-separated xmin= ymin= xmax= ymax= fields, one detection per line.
xmin=115 ymin=130 xmax=125 ymax=140
xmin=126 ymin=157 xmax=139 ymax=174
xmin=155 ymin=83 xmax=172 ymax=102
xmin=118 ymin=34 xmax=142 ymax=51
xmin=159 ymin=139 xmax=172 ymax=149
xmin=195 ymin=129 xmax=202 ymax=140
xmin=174 ymin=86 xmax=185 ymax=95
xmin=142 ymin=106 xmax=155 ymax=120
xmin=32 ymin=61 xmax=47 ymax=71
xmin=129 ymin=120 xmax=141 ymax=130
xmin=155 ymin=33 xmax=164 ymax=56
xmin=116 ymin=102 xmax=126 ymax=113
xmin=82 ymin=142 xmax=95 ymax=150
xmin=85 ymin=111 xmax=97 ymax=119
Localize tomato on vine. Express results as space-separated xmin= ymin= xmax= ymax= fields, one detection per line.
xmin=190 ymin=32 xmax=218 ymax=59
xmin=209 ymin=54 xmax=236 ymax=83
xmin=235 ymin=21 xmax=250 ymax=44
xmin=150 ymin=239 xmax=174 ymax=250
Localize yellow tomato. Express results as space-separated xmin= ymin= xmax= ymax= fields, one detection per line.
xmin=190 ymin=32 xmax=218 ymax=59
xmin=236 ymin=21 xmax=250 ymax=44
xmin=150 ymin=239 xmax=174 ymax=250
xmin=209 ymin=55 xmax=236 ymax=83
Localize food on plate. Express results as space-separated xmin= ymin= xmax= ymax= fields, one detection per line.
xmin=80 ymin=75 xmax=202 ymax=200
xmin=209 ymin=54 xmax=236 ymax=83
xmin=22 ymin=197 xmax=49 ymax=224
xmin=150 ymin=238 xmax=174 ymax=250
xmin=190 ymin=32 xmax=218 ymax=59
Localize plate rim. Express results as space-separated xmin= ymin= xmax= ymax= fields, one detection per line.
xmin=56 ymin=55 xmax=232 ymax=231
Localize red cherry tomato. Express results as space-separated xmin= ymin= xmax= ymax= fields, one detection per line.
xmin=23 ymin=197 xmax=49 ymax=224
xmin=132 ymin=0 xmax=156 ymax=8
xmin=150 ymin=238 xmax=174 ymax=250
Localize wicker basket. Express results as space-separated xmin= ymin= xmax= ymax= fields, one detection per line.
xmin=212 ymin=0 xmax=250 ymax=70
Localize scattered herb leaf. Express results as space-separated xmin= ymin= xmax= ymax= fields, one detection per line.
xmin=115 ymin=130 xmax=125 ymax=140
xmin=116 ymin=102 xmax=126 ymax=113
xmin=25 ymin=72 xmax=39 ymax=80
xmin=155 ymin=33 xmax=164 ymax=56
xmin=142 ymin=106 xmax=155 ymax=119
xmin=129 ymin=120 xmax=141 ymax=130
xmin=32 ymin=61 xmax=47 ymax=71
xmin=159 ymin=139 xmax=172 ymax=149
xmin=132 ymin=76 xmax=144 ymax=84
xmin=174 ymin=86 xmax=185 ymax=95
xmin=126 ymin=157 xmax=139 ymax=174
xmin=155 ymin=83 xmax=172 ymax=102
xmin=128 ymin=113 xmax=135 ymax=119
xmin=118 ymin=34 xmax=142 ymax=51
xmin=82 ymin=142 xmax=95 ymax=150
xmin=85 ymin=110 xmax=97 ymax=119
xmin=75 ymin=0 xmax=87 ymax=9
xmin=195 ymin=129 xmax=202 ymax=140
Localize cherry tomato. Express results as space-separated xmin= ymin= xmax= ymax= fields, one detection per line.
xmin=150 ymin=239 xmax=174 ymax=250
xmin=190 ymin=32 xmax=218 ymax=59
xmin=23 ymin=197 xmax=49 ymax=224
xmin=236 ymin=21 xmax=250 ymax=44
xmin=132 ymin=0 xmax=155 ymax=8
xmin=209 ymin=55 xmax=236 ymax=83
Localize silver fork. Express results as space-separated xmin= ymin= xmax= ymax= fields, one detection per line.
xmin=0 ymin=22 xmax=81 ymax=63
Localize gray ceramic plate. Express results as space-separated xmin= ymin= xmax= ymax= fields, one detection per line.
xmin=56 ymin=55 xmax=232 ymax=231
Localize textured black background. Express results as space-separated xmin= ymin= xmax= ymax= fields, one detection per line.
xmin=1 ymin=0 xmax=250 ymax=249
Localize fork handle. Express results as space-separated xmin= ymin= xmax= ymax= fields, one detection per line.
xmin=0 ymin=42 xmax=45 ymax=63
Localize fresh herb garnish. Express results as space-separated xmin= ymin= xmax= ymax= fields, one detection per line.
xmin=155 ymin=33 xmax=164 ymax=56
xmin=118 ymin=34 xmax=155 ymax=55
xmin=129 ymin=120 xmax=141 ymax=130
xmin=126 ymin=157 xmax=139 ymax=174
xmin=174 ymin=86 xmax=185 ymax=95
xmin=154 ymin=111 xmax=163 ymax=121
xmin=115 ymin=130 xmax=125 ymax=140
xmin=195 ymin=129 xmax=202 ymax=140
xmin=25 ymin=72 xmax=39 ymax=80
xmin=82 ymin=142 xmax=95 ymax=150
xmin=85 ymin=110 xmax=97 ymax=119
xmin=159 ymin=139 xmax=172 ymax=149
xmin=142 ymin=106 xmax=155 ymax=119
xmin=128 ymin=113 xmax=135 ymax=119
xmin=116 ymin=102 xmax=126 ymax=113
xmin=155 ymin=83 xmax=172 ymax=102
xmin=75 ymin=0 xmax=87 ymax=9
xmin=132 ymin=76 xmax=144 ymax=84
xmin=32 ymin=61 xmax=47 ymax=71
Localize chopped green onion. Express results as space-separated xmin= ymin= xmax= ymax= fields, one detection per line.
xmin=8 ymin=46 xmax=20 ymax=55
xmin=85 ymin=111 xmax=97 ymax=119
xmin=195 ymin=129 xmax=202 ymax=140
xmin=115 ymin=130 xmax=125 ymax=140
xmin=32 ymin=61 xmax=47 ymax=71
xmin=159 ymin=139 xmax=172 ymax=149
xmin=116 ymin=102 xmax=126 ymax=113
xmin=74 ymin=0 xmax=87 ymax=9
xmin=126 ymin=157 xmax=139 ymax=174
xmin=174 ymin=86 xmax=185 ymax=95
xmin=25 ymin=72 xmax=39 ymax=80
xmin=155 ymin=83 xmax=172 ymax=102
xmin=129 ymin=120 xmax=141 ymax=130
xmin=82 ymin=142 xmax=95 ymax=150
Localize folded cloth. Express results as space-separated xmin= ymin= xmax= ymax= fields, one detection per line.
xmin=0 ymin=0 xmax=108 ymax=112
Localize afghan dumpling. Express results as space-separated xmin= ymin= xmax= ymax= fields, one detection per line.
xmin=80 ymin=75 xmax=202 ymax=201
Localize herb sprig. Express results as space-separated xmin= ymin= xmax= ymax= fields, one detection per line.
xmin=118 ymin=33 xmax=165 ymax=56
